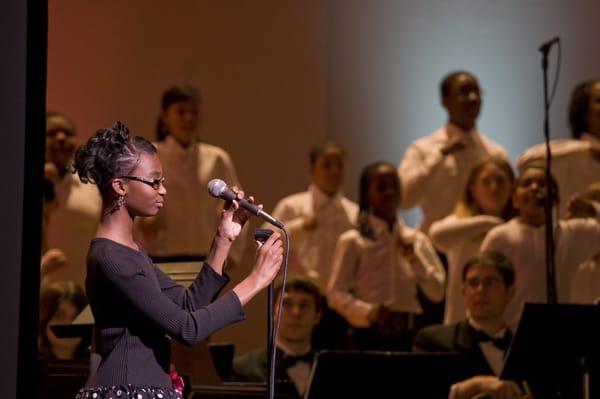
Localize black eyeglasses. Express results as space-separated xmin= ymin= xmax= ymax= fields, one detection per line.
xmin=119 ymin=175 xmax=165 ymax=190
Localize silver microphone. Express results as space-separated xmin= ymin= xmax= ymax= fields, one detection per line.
xmin=207 ymin=179 xmax=284 ymax=229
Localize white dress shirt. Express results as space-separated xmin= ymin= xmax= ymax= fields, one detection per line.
xmin=398 ymin=123 xmax=508 ymax=232
xmin=46 ymin=172 xmax=102 ymax=288
xmin=517 ymin=133 xmax=600 ymax=217
xmin=269 ymin=184 xmax=358 ymax=291
xmin=327 ymin=216 xmax=445 ymax=328
xmin=570 ymin=255 xmax=600 ymax=304
xmin=481 ymin=217 xmax=600 ymax=330
xmin=467 ymin=318 xmax=509 ymax=377
xmin=448 ymin=319 xmax=511 ymax=399
xmin=430 ymin=214 xmax=504 ymax=324
xmin=276 ymin=341 xmax=312 ymax=396
xmin=134 ymin=137 xmax=248 ymax=263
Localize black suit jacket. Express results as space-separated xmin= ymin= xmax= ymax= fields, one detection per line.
xmin=231 ymin=346 xmax=270 ymax=383
xmin=231 ymin=347 xmax=311 ymax=399
xmin=414 ymin=320 xmax=496 ymax=379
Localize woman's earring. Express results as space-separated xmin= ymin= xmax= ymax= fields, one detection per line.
xmin=111 ymin=195 xmax=126 ymax=213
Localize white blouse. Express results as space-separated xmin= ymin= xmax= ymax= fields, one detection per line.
xmin=481 ymin=217 xmax=600 ymax=330
xmin=570 ymin=256 xmax=600 ymax=304
xmin=327 ymin=216 xmax=445 ymax=328
xmin=269 ymin=184 xmax=358 ymax=292
xmin=134 ymin=137 xmax=248 ymax=263
xmin=398 ymin=123 xmax=507 ymax=232
xmin=46 ymin=172 xmax=102 ymax=288
xmin=517 ymin=133 xmax=600 ymax=217
xmin=429 ymin=214 xmax=504 ymax=324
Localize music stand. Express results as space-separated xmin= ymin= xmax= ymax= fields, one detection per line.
xmin=304 ymin=350 xmax=460 ymax=399
xmin=50 ymin=257 xmax=206 ymax=340
xmin=502 ymin=303 xmax=600 ymax=399
xmin=153 ymin=256 xmax=206 ymax=287
xmin=50 ymin=305 xmax=94 ymax=342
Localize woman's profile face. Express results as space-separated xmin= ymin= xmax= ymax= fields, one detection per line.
xmin=161 ymin=100 xmax=199 ymax=146
xmin=121 ymin=152 xmax=166 ymax=217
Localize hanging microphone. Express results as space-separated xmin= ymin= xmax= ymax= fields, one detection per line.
xmin=207 ymin=179 xmax=284 ymax=229
xmin=538 ymin=37 xmax=559 ymax=53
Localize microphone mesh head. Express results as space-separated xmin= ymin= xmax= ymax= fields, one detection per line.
xmin=207 ymin=179 xmax=227 ymax=198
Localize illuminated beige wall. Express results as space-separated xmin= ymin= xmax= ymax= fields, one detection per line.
xmin=48 ymin=0 xmax=600 ymax=358
xmin=47 ymin=1 xmax=329 ymax=356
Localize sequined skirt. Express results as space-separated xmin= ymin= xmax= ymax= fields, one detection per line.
xmin=76 ymin=385 xmax=182 ymax=399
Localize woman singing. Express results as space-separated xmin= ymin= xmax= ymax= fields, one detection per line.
xmin=73 ymin=122 xmax=282 ymax=398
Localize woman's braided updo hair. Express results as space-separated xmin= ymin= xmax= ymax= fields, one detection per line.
xmin=73 ymin=121 xmax=156 ymax=197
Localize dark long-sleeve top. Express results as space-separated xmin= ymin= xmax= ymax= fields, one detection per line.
xmin=85 ymin=238 xmax=245 ymax=388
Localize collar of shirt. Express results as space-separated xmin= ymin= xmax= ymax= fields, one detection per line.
xmin=467 ymin=317 xmax=510 ymax=376
xmin=163 ymin=135 xmax=199 ymax=159
xmin=309 ymin=183 xmax=343 ymax=211
xmin=368 ymin=215 xmax=417 ymax=245
xmin=445 ymin=122 xmax=479 ymax=146
xmin=54 ymin=169 xmax=79 ymax=200
xmin=276 ymin=341 xmax=312 ymax=358
xmin=369 ymin=214 xmax=402 ymax=238
xmin=467 ymin=317 xmax=509 ymax=340
xmin=57 ymin=167 xmax=76 ymax=186
xmin=514 ymin=215 xmax=558 ymax=232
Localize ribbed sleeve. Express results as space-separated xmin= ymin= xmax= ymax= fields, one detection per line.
xmin=86 ymin=238 xmax=245 ymax=388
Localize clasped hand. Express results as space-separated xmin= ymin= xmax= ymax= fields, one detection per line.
xmin=216 ymin=186 xmax=254 ymax=242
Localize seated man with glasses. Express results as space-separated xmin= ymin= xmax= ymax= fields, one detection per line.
xmin=231 ymin=274 xmax=323 ymax=399
xmin=414 ymin=251 xmax=528 ymax=399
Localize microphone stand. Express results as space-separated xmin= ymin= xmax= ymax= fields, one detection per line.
xmin=267 ymin=228 xmax=290 ymax=399
xmin=267 ymin=282 xmax=274 ymax=399
xmin=540 ymin=43 xmax=557 ymax=304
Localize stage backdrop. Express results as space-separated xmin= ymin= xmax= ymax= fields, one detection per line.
xmin=1 ymin=0 xmax=27 ymax=395
xmin=328 ymin=0 xmax=600 ymax=224
xmin=47 ymin=0 xmax=600 ymax=356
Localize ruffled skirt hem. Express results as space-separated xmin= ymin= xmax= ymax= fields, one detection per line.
xmin=76 ymin=385 xmax=182 ymax=399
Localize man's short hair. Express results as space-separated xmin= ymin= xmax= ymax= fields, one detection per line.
xmin=275 ymin=274 xmax=323 ymax=312
xmin=440 ymin=70 xmax=477 ymax=98
xmin=462 ymin=251 xmax=515 ymax=288
xmin=309 ymin=140 xmax=345 ymax=166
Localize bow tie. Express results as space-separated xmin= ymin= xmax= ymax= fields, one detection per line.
xmin=474 ymin=329 xmax=512 ymax=351
xmin=280 ymin=351 xmax=315 ymax=369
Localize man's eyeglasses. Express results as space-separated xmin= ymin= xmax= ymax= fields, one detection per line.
xmin=119 ymin=175 xmax=165 ymax=190
xmin=464 ymin=276 xmax=503 ymax=290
